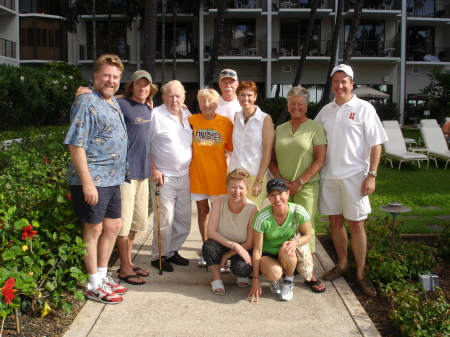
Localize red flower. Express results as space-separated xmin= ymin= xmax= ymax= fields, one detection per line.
xmin=0 ymin=278 xmax=16 ymax=305
xmin=22 ymin=224 xmax=37 ymax=240
xmin=66 ymin=193 xmax=72 ymax=201
xmin=44 ymin=158 xmax=49 ymax=163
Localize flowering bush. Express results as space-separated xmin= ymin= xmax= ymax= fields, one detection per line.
xmin=0 ymin=62 xmax=89 ymax=130
xmin=0 ymin=126 xmax=87 ymax=321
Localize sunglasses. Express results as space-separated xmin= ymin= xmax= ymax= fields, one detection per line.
xmin=267 ymin=181 xmax=287 ymax=189
xmin=221 ymin=70 xmax=236 ymax=77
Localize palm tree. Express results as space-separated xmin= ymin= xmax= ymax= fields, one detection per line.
xmin=204 ymin=0 xmax=228 ymax=88
xmin=342 ymin=0 xmax=364 ymax=63
xmin=143 ymin=0 xmax=157 ymax=78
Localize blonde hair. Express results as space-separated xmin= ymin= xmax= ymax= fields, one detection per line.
xmin=226 ymin=169 xmax=251 ymax=189
xmin=94 ymin=54 xmax=124 ymax=73
xmin=286 ymin=86 xmax=310 ymax=102
xmin=197 ymin=88 xmax=220 ymax=104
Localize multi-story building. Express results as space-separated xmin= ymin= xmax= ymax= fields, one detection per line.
xmin=1 ymin=0 xmax=449 ymax=122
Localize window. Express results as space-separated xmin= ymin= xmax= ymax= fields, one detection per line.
xmin=222 ymin=19 xmax=255 ymax=54
xmin=407 ymin=26 xmax=435 ymax=61
xmin=344 ymin=20 xmax=385 ymax=56
xmin=279 ymin=20 xmax=321 ymax=56
xmin=156 ymin=23 xmax=194 ymax=59
xmin=87 ymin=21 xmax=128 ymax=60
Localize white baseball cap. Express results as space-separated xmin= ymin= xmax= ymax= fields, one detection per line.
xmin=330 ymin=64 xmax=354 ymax=80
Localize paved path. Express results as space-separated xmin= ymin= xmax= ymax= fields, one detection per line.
xmin=64 ymin=202 xmax=380 ymax=337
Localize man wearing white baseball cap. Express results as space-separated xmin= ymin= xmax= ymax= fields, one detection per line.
xmin=314 ymin=64 xmax=387 ymax=297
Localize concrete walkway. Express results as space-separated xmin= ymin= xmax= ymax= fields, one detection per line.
xmin=64 ymin=202 xmax=381 ymax=337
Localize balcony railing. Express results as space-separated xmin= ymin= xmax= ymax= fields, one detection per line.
xmin=339 ymin=40 xmax=398 ymax=58
xmin=407 ymin=46 xmax=449 ymax=62
xmin=140 ymin=43 xmax=196 ymax=60
xmin=204 ymin=40 xmax=261 ymax=57
xmin=407 ymin=1 xmax=449 ymax=18
xmin=0 ymin=0 xmax=15 ymax=11
xmin=0 ymin=38 xmax=16 ymax=59
xmin=79 ymin=44 xmax=130 ymax=61
xmin=344 ymin=0 xmax=398 ymax=11
xmin=273 ymin=40 xmax=331 ymax=57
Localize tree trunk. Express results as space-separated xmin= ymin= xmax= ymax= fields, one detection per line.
xmin=92 ymin=1 xmax=96 ymax=69
xmin=172 ymin=0 xmax=178 ymax=79
xmin=317 ymin=0 xmax=344 ymax=110
xmin=205 ymin=0 xmax=227 ymax=88
xmin=342 ymin=0 xmax=364 ymax=64
xmin=143 ymin=0 xmax=157 ymax=77
xmin=275 ymin=0 xmax=318 ymax=127
xmin=161 ymin=0 xmax=167 ymax=84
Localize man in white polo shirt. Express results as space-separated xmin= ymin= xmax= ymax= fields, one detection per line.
xmin=314 ymin=64 xmax=388 ymax=297
xmin=149 ymin=80 xmax=193 ymax=272
xmin=216 ymin=69 xmax=241 ymax=124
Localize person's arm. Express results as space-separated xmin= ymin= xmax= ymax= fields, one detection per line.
xmin=268 ymin=147 xmax=292 ymax=188
xmin=75 ymin=86 xmax=92 ymax=99
xmin=282 ymin=217 xmax=312 ymax=256
xmin=252 ymin=115 xmax=274 ymax=197
xmin=247 ymin=230 xmax=263 ymax=302
xmin=150 ymin=159 xmax=164 ymax=186
xmin=68 ymin=145 xmax=97 ymax=206
xmin=361 ymin=144 xmax=382 ymax=196
xmin=288 ymin=144 xmax=326 ymax=196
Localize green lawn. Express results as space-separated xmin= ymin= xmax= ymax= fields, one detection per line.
xmin=315 ymin=127 xmax=450 ymax=234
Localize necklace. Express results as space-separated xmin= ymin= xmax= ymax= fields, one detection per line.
xmin=243 ymin=109 xmax=256 ymax=124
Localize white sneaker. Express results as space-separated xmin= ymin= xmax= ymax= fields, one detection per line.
xmin=198 ymin=255 xmax=207 ymax=268
xmin=86 ymin=282 xmax=123 ymax=305
xmin=270 ymin=280 xmax=282 ymax=294
xmin=103 ymin=272 xmax=127 ymax=295
xmin=279 ymin=280 xmax=294 ymax=301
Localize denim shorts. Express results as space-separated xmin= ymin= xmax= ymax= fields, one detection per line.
xmin=69 ymin=185 xmax=121 ymax=224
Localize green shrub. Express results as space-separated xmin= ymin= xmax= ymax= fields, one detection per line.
xmin=0 ymin=63 xmax=88 ymax=130
xmin=386 ymin=286 xmax=450 ymax=336
xmin=258 ymin=97 xmax=287 ymax=124
xmin=0 ymin=127 xmax=86 ymax=318
xmin=437 ymin=222 xmax=450 ymax=261
xmin=372 ymin=101 xmax=399 ymax=121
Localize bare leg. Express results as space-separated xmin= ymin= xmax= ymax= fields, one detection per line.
xmin=196 ymin=199 xmax=210 ymax=242
xmin=83 ymin=222 xmax=103 ymax=274
xmin=329 ymin=214 xmax=349 ymax=271
xmin=278 ymin=247 xmax=297 ymax=278
xmin=260 ymin=257 xmax=284 ymax=282
xmin=97 ymin=218 xmax=122 ymax=269
xmin=117 ymin=231 xmax=145 ymax=283
xmin=348 ymin=220 xmax=367 ymax=280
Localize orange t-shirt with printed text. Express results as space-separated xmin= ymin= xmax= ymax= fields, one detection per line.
xmin=189 ymin=113 xmax=234 ymax=195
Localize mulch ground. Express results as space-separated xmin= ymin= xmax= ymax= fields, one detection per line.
xmin=2 ymin=235 xmax=448 ymax=337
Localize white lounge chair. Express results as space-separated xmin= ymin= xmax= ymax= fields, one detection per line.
xmin=420 ymin=126 xmax=450 ymax=169
xmin=382 ymin=121 xmax=429 ymax=169
xmin=382 ymin=120 xmax=417 ymax=147
xmin=420 ymin=119 xmax=439 ymax=127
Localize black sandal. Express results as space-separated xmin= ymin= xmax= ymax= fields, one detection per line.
xmin=304 ymin=279 xmax=326 ymax=293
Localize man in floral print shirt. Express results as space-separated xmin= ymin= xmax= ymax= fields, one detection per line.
xmin=64 ymin=54 xmax=129 ymax=305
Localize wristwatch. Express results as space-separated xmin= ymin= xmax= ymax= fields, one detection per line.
xmin=368 ymin=171 xmax=377 ymax=177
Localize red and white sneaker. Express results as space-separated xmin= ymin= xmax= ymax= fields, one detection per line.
xmin=86 ymin=282 xmax=123 ymax=305
xmin=103 ymin=272 xmax=127 ymax=295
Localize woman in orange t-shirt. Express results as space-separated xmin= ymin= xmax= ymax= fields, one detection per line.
xmin=189 ymin=88 xmax=233 ymax=266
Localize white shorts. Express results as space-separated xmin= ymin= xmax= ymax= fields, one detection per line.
xmin=190 ymin=193 xmax=217 ymax=203
xmin=319 ymin=171 xmax=371 ymax=221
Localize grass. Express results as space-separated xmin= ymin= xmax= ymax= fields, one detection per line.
xmin=315 ymin=127 xmax=450 ymax=235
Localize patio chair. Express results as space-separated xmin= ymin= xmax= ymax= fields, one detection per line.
xmin=383 ymin=120 xmax=417 ymax=147
xmin=420 ymin=127 xmax=450 ymax=169
xmin=382 ymin=121 xmax=429 ymax=170
xmin=418 ymin=119 xmax=439 ymax=146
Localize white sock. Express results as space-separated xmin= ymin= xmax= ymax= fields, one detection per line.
xmin=88 ymin=273 xmax=102 ymax=289
xmin=97 ymin=267 xmax=108 ymax=280
xmin=284 ymin=275 xmax=294 ymax=282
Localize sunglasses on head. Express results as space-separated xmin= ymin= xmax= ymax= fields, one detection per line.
xmin=221 ymin=70 xmax=236 ymax=77
xmin=267 ymin=181 xmax=286 ymax=188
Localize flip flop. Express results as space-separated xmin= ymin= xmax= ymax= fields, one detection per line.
xmin=211 ymin=280 xmax=225 ymax=295
xmin=117 ymin=267 xmax=150 ymax=277
xmin=118 ymin=274 xmax=146 ymax=285
xmin=304 ymin=279 xmax=326 ymax=293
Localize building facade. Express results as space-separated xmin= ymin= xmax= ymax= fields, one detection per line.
xmin=1 ymin=0 xmax=450 ymax=122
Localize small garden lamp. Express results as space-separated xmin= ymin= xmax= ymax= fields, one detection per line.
xmin=379 ymin=202 xmax=411 ymax=251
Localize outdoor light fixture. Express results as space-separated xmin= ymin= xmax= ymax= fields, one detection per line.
xmin=379 ymin=202 xmax=411 ymax=251
xmin=419 ymin=273 xmax=439 ymax=292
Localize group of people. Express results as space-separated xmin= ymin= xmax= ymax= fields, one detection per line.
xmin=64 ymin=54 xmax=387 ymax=305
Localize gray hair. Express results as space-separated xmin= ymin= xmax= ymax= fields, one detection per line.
xmin=161 ymin=80 xmax=186 ymax=95
xmin=197 ymin=88 xmax=220 ymax=104
xmin=286 ymin=86 xmax=310 ymax=102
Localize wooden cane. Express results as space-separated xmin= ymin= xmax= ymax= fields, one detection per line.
xmin=155 ymin=182 xmax=163 ymax=275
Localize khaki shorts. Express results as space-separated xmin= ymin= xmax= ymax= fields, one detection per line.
xmin=119 ymin=179 xmax=149 ymax=236
xmin=319 ymin=171 xmax=371 ymax=222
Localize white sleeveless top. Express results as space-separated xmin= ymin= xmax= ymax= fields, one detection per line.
xmin=217 ymin=195 xmax=257 ymax=243
xmin=229 ymin=106 xmax=268 ymax=176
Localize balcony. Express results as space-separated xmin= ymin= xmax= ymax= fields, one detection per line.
xmin=0 ymin=0 xmax=15 ymax=11
xmin=344 ymin=0 xmax=398 ymax=11
xmin=407 ymin=46 xmax=449 ymax=62
xmin=0 ymin=38 xmax=16 ymax=59
xmin=140 ymin=43 xmax=196 ymax=61
xmin=407 ymin=1 xmax=449 ymax=18
xmin=338 ymin=40 xmax=398 ymax=58
xmin=204 ymin=40 xmax=261 ymax=58
xmin=273 ymin=40 xmax=331 ymax=57
xmin=79 ymin=44 xmax=130 ymax=61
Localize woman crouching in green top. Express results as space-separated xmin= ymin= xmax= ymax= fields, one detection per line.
xmin=247 ymin=178 xmax=325 ymax=302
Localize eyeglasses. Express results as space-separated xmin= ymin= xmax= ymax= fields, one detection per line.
xmin=221 ymin=70 xmax=236 ymax=77
xmin=267 ymin=181 xmax=287 ymax=189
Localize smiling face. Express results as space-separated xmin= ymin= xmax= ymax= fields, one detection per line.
xmin=162 ymin=82 xmax=186 ymax=114
xmin=198 ymin=94 xmax=218 ymax=117
xmin=332 ymin=71 xmax=354 ymax=105
xmin=131 ymin=78 xmax=151 ymax=104
xmin=238 ymin=89 xmax=257 ymax=112
xmin=287 ymin=95 xmax=308 ymax=120
xmin=93 ymin=63 xmax=122 ymax=100
xmin=268 ymin=190 xmax=290 ymax=210
xmin=219 ymin=77 xmax=239 ymax=101
xmin=227 ymin=179 xmax=248 ymax=203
